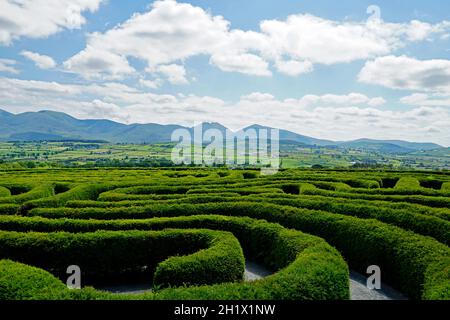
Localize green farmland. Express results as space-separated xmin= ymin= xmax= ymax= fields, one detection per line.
xmin=0 ymin=141 xmax=449 ymax=170
xmin=0 ymin=167 xmax=449 ymax=300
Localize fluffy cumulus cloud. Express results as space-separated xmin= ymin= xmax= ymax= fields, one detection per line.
xmin=0 ymin=0 xmax=104 ymax=45
xmin=63 ymin=46 xmax=137 ymax=80
xmin=274 ymin=59 xmax=314 ymax=76
xmin=63 ymin=0 xmax=450 ymax=81
xmin=241 ymin=92 xmax=275 ymax=102
xmin=64 ymin=0 xmax=234 ymax=79
xmin=210 ymin=53 xmax=272 ymax=76
xmin=139 ymin=78 xmax=162 ymax=90
xmin=152 ymin=64 xmax=189 ymax=85
xmin=401 ymin=93 xmax=450 ymax=107
xmin=0 ymin=58 xmax=19 ymax=74
xmin=20 ymin=51 xmax=56 ymax=69
xmin=293 ymin=93 xmax=386 ymax=107
xmin=359 ymin=55 xmax=450 ymax=92
xmin=1 ymin=77 xmax=448 ymax=145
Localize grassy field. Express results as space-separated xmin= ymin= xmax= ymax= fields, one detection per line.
xmin=0 ymin=167 xmax=449 ymax=300
xmin=0 ymin=141 xmax=449 ymax=170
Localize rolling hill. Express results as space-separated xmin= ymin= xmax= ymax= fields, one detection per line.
xmin=0 ymin=109 xmax=443 ymax=152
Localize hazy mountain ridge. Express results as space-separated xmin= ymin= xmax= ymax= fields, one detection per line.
xmin=0 ymin=109 xmax=443 ymax=152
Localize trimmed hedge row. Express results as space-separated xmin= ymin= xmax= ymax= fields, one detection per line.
xmin=0 ymin=215 xmax=349 ymax=300
xmin=64 ymin=192 xmax=450 ymax=222
xmin=395 ymin=177 xmax=421 ymax=190
xmin=1 ymin=169 xmax=449 ymax=301
xmin=97 ymin=192 xmax=242 ymax=202
xmin=29 ymin=190 xmax=450 ymax=245
xmin=299 ymin=183 xmax=450 ymax=208
xmin=107 ymin=185 xmax=191 ymax=195
xmin=162 ymin=194 xmax=450 ymax=245
xmin=443 ymin=182 xmax=450 ymax=191
xmin=26 ymin=201 xmax=450 ymax=299
xmin=24 ymin=184 xmax=110 ymax=209
xmin=0 ymin=204 xmax=19 ymax=215
xmin=186 ymin=187 xmax=284 ymax=196
xmin=153 ymin=229 xmax=244 ymax=288
xmin=246 ymin=193 xmax=450 ymax=221
xmin=0 ymin=186 xmax=11 ymax=197
xmin=0 ymin=260 xmax=71 ymax=300
xmin=0 ymin=228 xmax=244 ymax=288
xmin=0 ymin=184 xmax=55 ymax=204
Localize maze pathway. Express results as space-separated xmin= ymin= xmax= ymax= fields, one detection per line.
xmin=0 ymin=168 xmax=448 ymax=300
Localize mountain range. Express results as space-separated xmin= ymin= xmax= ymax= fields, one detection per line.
xmin=0 ymin=109 xmax=443 ymax=153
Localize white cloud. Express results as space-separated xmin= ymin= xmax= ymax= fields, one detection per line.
xmin=20 ymin=51 xmax=56 ymax=69
xmin=0 ymin=59 xmax=19 ymax=74
xmin=358 ymin=55 xmax=450 ymax=92
xmin=3 ymin=77 xmax=445 ymax=145
xmin=405 ymin=20 xmax=450 ymax=41
xmin=0 ymin=0 xmax=104 ymax=45
xmin=209 ymin=53 xmax=272 ymax=76
xmin=290 ymin=93 xmax=386 ymax=108
xmin=63 ymin=46 xmax=136 ymax=80
xmin=368 ymin=97 xmax=387 ymax=107
xmin=275 ymin=59 xmax=313 ymax=76
xmin=63 ymin=0 xmax=450 ymax=80
xmin=153 ymin=64 xmax=189 ymax=85
xmin=257 ymin=14 xmax=449 ymax=65
xmin=139 ymin=78 xmax=162 ymax=89
xmin=241 ymin=92 xmax=275 ymax=102
xmin=401 ymin=93 xmax=450 ymax=107
xmin=64 ymin=0 xmax=233 ymax=79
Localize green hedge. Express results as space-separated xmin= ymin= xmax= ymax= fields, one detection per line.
xmin=61 ymin=193 xmax=450 ymax=244
xmin=0 ymin=229 xmax=243 ymax=288
xmin=24 ymin=184 xmax=110 ymax=209
xmin=298 ymin=183 xmax=450 ymax=208
xmin=395 ymin=177 xmax=422 ymax=190
xmin=239 ymin=195 xmax=450 ymax=245
xmin=186 ymin=187 xmax=284 ymax=196
xmin=0 ymin=215 xmax=349 ymax=300
xmin=0 ymin=186 xmax=11 ymax=197
xmin=63 ymin=193 xmax=450 ymax=222
xmin=0 ymin=184 xmax=54 ymax=204
xmin=442 ymin=182 xmax=450 ymax=191
xmin=27 ymin=202 xmax=450 ymax=299
xmin=0 ymin=204 xmax=19 ymax=215
xmin=0 ymin=260 xmax=71 ymax=300
xmin=29 ymin=193 xmax=450 ymax=245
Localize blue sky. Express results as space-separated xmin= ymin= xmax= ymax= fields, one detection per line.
xmin=0 ymin=0 xmax=449 ymax=145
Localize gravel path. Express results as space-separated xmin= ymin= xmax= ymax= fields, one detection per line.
xmin=245 ymin=262 xmax=408 ymax=300
xmin=97 ymin=261 xmax=408 ymax=300
xmin=244 ymin=261 xmax=273 ymax=281
xmin=349 ymin=271 xmax=407 ymax=300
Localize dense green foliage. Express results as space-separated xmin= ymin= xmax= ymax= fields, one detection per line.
xmin=0 ymin=168 xmax=448 ymax=300
xmin=0 ymin=228 xmax=243 ymax=288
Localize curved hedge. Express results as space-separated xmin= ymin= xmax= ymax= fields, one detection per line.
xmin=0 ymin=168 xmax=449 ymax=301
xmin=0 ymin=215 xmax=349 ymax=300
xmin=24 ymin=184 xmax=110 ymax=209
xmin=0 ymin=260 xmax=71 ymax=300
xmin=25 ymin=202 xmax=450 ymax=299
xmin=65 ymin=193 xmax=450 ymax=221
xmin=0 ymin=184 xmax=54 ymax=204
xmin=27 ymin=198 xmax=450 ymax=245
xmin=0 ymin=186 xmax=11 ymax=198
xmin=298 ymin=183 xmax=450 ymax=208
xmin=0 ymin=228 xmax=244 ymax=288
xmin=395 ymin=177 xmax=421 ymax=190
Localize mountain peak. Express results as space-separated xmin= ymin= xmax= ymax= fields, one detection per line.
xmin=0 ymin=109 xmax=444 ymax=150
xmin=0 ymin=109 xmax=14 ymax=117
xmin=193 ymin=122 xmax=229 ymax=131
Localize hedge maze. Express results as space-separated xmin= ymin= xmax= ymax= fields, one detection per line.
xmin=0 ymin=168 xmax=449 ymax=300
